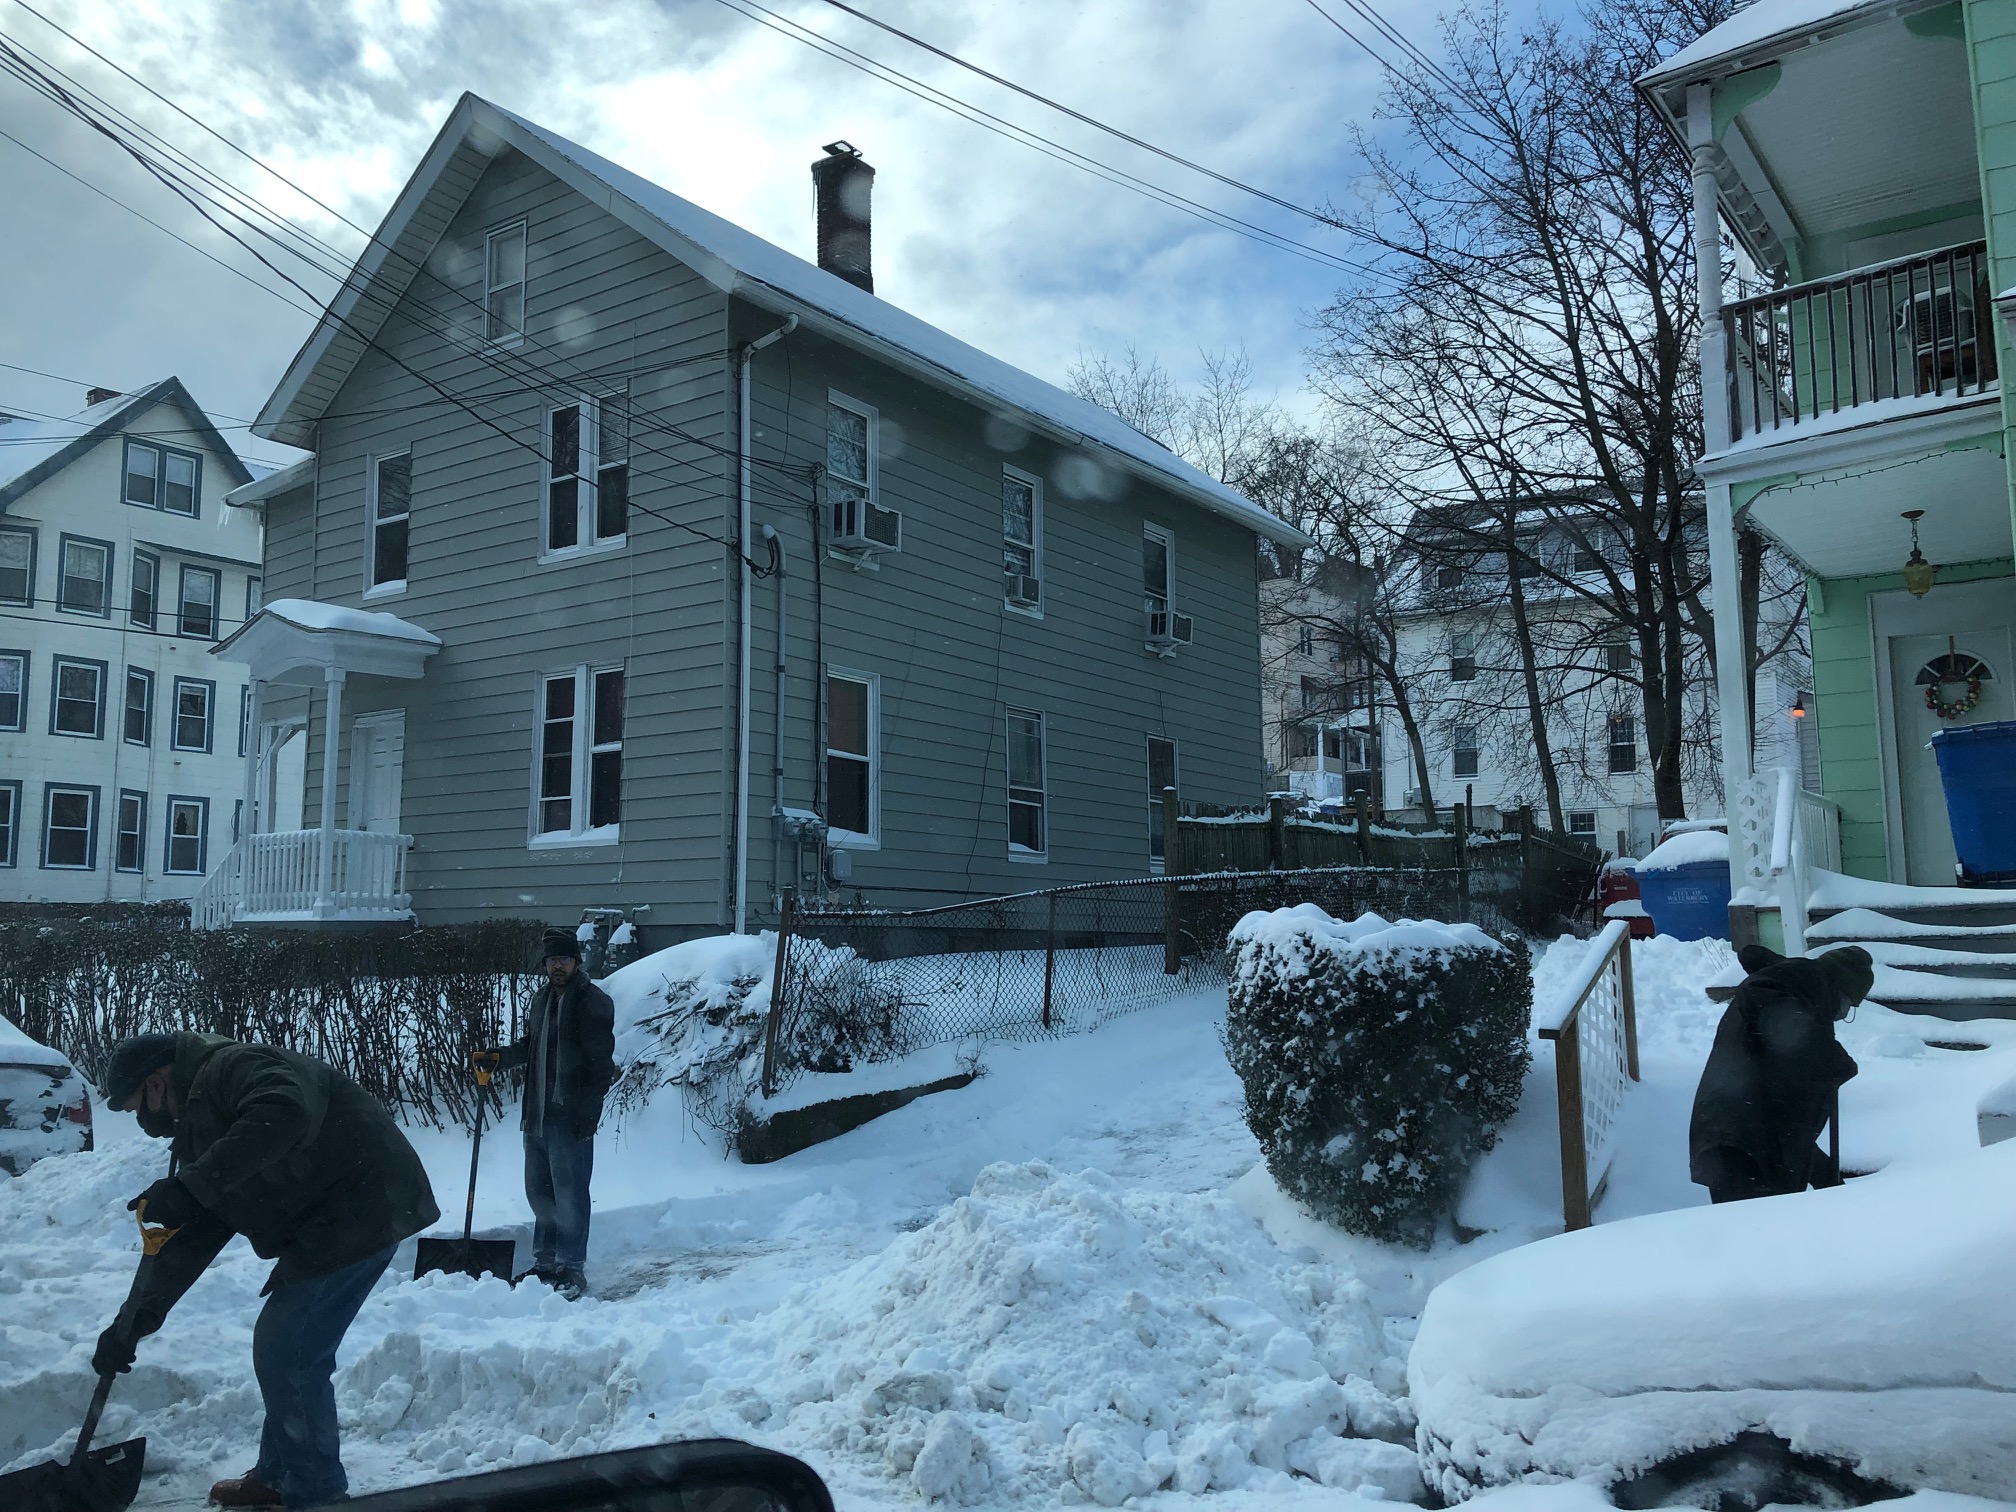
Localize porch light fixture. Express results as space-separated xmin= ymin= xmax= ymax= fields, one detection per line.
xmin=1901 ymin=510 xmax=1935 ymax=598
xmin=1790 ymin=693 xmax=1807 ymax=719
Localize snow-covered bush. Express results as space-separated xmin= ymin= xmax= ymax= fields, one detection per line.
xmin=1226 ymin=907 xmax=1530 ymax=1246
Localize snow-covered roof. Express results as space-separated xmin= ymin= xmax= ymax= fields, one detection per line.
xmin=0 ymin=378 xmax=251 ymax=512
xmin=223 ymin=455 xmax=314 ymax=508
xmin=1638 ymin=0 xmax=1901 ymax=88
xmin=261 ymin=597 xmax=441 ymax=646
xmin=255 ymin=94 xmax=1310 ymax=550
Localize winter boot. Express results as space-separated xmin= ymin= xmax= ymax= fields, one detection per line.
xmin=209 ymin=1473 xmax=284 ymax=1508
xmin=553 ymin=1267 xmax=586 ymax=1301
xmin=513 ymin=1265 xmax=554 ymax=1287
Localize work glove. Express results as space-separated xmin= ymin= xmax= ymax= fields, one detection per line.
xmin=92 ymin=1324 xmax=138 ymax=1376
xmin=128 ymin=1175 xmax=199 ymax=1231
xmin=471 ymin=1048 xmax=501 ymax=1073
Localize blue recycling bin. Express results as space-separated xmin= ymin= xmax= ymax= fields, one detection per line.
xmin=1931 ymin=719 xmax=2016 ymax=883
xmin=1634 ymin=853 xmax=1732 ymax=941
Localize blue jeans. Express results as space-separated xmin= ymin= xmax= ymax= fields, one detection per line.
xmin=524 ymin=1122 xmax=594 ymax=1272
xmin=251 ymin=1244 xmax=395 ymax=1505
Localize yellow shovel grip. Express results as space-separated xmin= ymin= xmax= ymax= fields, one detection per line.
xmin=135 ymin=1199 xmax=180 ymax=1257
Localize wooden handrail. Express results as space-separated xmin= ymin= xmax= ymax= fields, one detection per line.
xmin=1535 ymin=920 xmax=1639 ymax=1231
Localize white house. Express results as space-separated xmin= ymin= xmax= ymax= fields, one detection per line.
xmin=1260 ymin=565 xmax=1381 ymax=807
xmin=0 ymin=379 xmax=261 ymax=904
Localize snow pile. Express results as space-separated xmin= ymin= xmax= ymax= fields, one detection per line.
xmin=1413 ymin=1141 xmax=2016 ymax=1501
xmin=604 ymin=932 xmax=779 ymax=1125
xmin=1227 ymin=906 xmax=1499 ymax=987
xmin=685 ymin=1161 xmax=1422 ymax=1504
xmin=1636 ymin=829 xmax=1729 ymax=871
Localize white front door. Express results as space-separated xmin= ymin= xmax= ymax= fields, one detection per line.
xmin=1878 ymin=584 xmax=2015 ymax=884
xmin=348 ymin=711 xmax=406 ymax=835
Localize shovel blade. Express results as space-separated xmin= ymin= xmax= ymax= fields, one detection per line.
xmin=413 ymin=1236 xmax=516 ymax=1283
xmin=0 ymin=1437 xmax=147 ymax=1512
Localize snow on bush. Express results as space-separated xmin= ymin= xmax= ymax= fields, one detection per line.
xmin=603 ymin=934 xmax=900 ymax=1136
xmin=1410 ymin=1141 xmax=2016 ymax=1503
xmin=1226 ymin=907 xmax=1531 ymax=1246
xmin=292 ymin=1165 xmax=1425 ymax=1505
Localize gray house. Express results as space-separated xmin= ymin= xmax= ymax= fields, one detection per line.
xmin=202 ymin=94 xmax=1309 ymax=937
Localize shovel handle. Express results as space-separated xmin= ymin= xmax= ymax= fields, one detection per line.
xmin=71 ymin=1371 xmax=116 ymax=1465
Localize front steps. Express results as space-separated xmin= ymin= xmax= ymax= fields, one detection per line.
xmin=1806 ymin=873 xmax=2016 ymax=1022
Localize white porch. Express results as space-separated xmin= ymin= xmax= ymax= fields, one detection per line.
xmin=196 ymin=599 xmax=440 ymax=928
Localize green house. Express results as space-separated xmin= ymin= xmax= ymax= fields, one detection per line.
xmin=1643 ymin=0 xmax=2016 ymax=945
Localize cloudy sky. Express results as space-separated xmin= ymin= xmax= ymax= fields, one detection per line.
xmin=0 ymin=0 xmax=1455 ymax=470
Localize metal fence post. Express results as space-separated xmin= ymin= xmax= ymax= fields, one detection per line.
xmin=1554 ymin=1014 xmax=1592 ymax=1230
xmin=760 ymin=887 xmax=795 ymax=1099
xmin=1453 ymin=805 xmax=1471 ymax=921
xmin=1353 ymin=790 xmax=1371 ymax=865
xmin=1042 ymin=890 xmax=1057 ymax=1029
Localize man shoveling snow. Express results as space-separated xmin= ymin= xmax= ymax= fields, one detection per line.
xmin=92 ymin=1032 xmax=439 ymax=1508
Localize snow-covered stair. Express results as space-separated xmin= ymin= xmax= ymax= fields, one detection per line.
xmin=1805 ymin=873 xmax=2016 ymax=1022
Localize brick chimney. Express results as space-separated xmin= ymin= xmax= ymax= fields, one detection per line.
xmin=86 ymin=386 xmax=121 ymax=407
xmin=811 ymin=141 xmax=874 ymax=294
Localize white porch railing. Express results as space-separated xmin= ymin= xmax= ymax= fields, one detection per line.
xmin=1535 ymin=919 xmax=1640 ymax=1231
xmin=191 ymin=829 xmax=413 ymax=928
xmin=1733 ymin=767 xmax=1842 ymax=952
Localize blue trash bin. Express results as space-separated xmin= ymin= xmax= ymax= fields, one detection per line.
xmin=1634 ymin=831 xmax=1732 ymax=940
xmin=1931 ymin=719 xmax=2016 ymax=884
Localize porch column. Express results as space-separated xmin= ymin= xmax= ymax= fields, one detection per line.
xmin=240 ymin=678 xmax=263 ymax=840
xmin=315 ymin=667 xmax=346 ymax=913
xmin=1689 ymin=83 xmax=1755 ymax=873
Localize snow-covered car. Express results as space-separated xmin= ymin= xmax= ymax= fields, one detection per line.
xmin=0 ymin=1016 xmax=92 ymax=1177
xmin=1410 ymin=1141 xmax=2016 ymax=1505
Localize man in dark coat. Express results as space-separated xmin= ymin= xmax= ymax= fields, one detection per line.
xmin=94 ymin=1031 xmax=440 ymax=1508
xmin=478 ymin=927 xmax=616 ymax=1300
xmin=1689 ymin=944 xmax=1874 ymax=1204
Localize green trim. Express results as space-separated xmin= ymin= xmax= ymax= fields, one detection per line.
xmin=1713 ymin=64 xmax=1781 ymax=138
xmin=1806 ymin=573 xmax=1827 ymax=616
xmin=1905 ymin=2 xmax=1966 ymax=40
xmin=1732 ymin=474 xmax=1798 ymax=513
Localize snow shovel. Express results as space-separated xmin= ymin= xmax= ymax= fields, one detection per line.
xmin=414 ymin=1052 xmax=515 ymax=1283
xmin=0 ymin=1203 xmax=170 ymax=1512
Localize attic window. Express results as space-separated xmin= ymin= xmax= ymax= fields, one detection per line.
xmin=484 ymin=221 xmax=527 ymax=344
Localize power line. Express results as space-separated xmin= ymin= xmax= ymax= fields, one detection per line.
xmin=705 ymin=0 xmax=1409 ymax=288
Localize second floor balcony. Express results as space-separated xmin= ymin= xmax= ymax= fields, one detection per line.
xmin=1723 ymin=240 xmax=1998 ymax=447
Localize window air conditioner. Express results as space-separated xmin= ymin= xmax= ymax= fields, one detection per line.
xmin=1005 ymin=572 xmax=1041 ymax=607
xmin=831 ymin=494 xmax=903 ymax=553
xmin=1145 ymin=608 xmax=1194 ymax=650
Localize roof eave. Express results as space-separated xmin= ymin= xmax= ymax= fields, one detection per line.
xmin=0 ymin=378 xmax=251 ymax=514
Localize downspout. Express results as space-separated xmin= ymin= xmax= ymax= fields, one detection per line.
xmin=764 ymin=523 xmax=788 ymax=911
xmin=735 ymin=314 xmax=798 ymax=935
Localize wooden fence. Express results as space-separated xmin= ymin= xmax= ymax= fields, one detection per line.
xmin=1534 ymin=919 xmax=1641 ymax=1230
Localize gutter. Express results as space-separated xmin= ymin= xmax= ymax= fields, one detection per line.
xmin=735 ymin=314 xmax=799 ymax=935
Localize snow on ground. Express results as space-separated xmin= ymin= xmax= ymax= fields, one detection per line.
xmin=4 ymin=931 xmax=2014 ymax=1510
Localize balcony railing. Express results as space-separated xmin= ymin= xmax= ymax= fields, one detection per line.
xmin=1723 ymin=240 xmax=1997 ymax=443
xmin=191 ymin=828 xmax=413 ymax=929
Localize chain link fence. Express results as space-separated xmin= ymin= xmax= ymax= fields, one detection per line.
xmin=760 ymin=862 xmax=1565 ymax=1098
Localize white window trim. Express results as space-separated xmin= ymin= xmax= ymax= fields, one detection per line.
xmin=1002 ymin=464 xmax=1043 ymax=619
xmin=1006 ymin=706 xmax=1048 ymax=862
xmin=1143 ymin=522 xmax=1175 ymax=622
xmin=526 ymin=665 xmax=623 ymax=848
xmin=824 ymin=666 xmax=880 ymax=850
xmin=1146 ymin=735 xmax=1179 ymax=875
xmin=363 ymin=450 xmax=411 ymax=599
xmin=539 ymin=396 xmax=626 ymax=564
xmin=825 ymin=391 xmax=883 ymax=570
xmin=483 ymin=219 xmax=528 ymax=349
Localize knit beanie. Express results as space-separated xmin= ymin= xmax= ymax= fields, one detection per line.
xmin=540 ymin=927 xmax=583 ymax=962
xmin=101 ymin=1032 xmax=181 ymax=1108
xmin=1819 ymin=945 xmax=1875 ymax=1009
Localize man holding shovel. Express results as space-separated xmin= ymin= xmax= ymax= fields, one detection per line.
xmin=92 ymin=1032 xmax=439 ymax=1508
xmin=476 ymin=927 xmax=617 ymax=1301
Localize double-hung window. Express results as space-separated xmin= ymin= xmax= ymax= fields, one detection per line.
xmin=0 ymin=651 xmax=24 ymax=732
xmin=1603 ymin=635 xmax=1633 ymax=675
xmin=51 ymin=657 xmax=106 ymax=738
xmin=1147 ymin=736 xmax=1178 ymax=870
xmin=825 ymin=671 xmax=877 ymax=846
xmin=124 ymin=668 xmax=153 ymax=746
xmin=1143 ymin=525 xmax=1174 ymax=632
xmin=368 ymin=452 xmax=411 ymax=593
xmin=0 ymin=781 xmax=17 ymax=867
xmin=178 ymin=565 xmax=220 ymax=639
xmin=131 ymin=550 xmax=159 ymax=628
xmin=543 ymin=398 xmax=627 ymax=555
xmin=1568 ymin=810 xmax=1597 ymax=836
xmin=1295 ymin=626 xmax=1314 ymax=657
xmin=532 ymin=666 xmax=625 ymax=842
xmin=245 ymin=576 xmax=262 ymax=619
xmin=1002 ymin=467 xmax=1042 ymax=610
xmin=124 ymin=439 xmax=200 ymax=515
xmin=484 ymin=221 xmax=527 ymax=344
xmin=1607 ymin=715 xmax=1637 ymax=775
xmin=1452 ymin=725 xmax=1481 ymax=779
xmin=825 ymin=397 xmax=875 ymax=543
xmin=42 ymin=785 xmax=98 ymax=870
xmin=57 ymin=535 xmax=110 ymax=616
xmin=172 ymin=677 xmax=215 ymax=753
xmin=116 ymin=791 xmax=147 ymax=873
xmin=1006 ymin=708 xmax=1047 ymax=859
xmin=164 ymin=797 xmax=208 ymax=875
xmin=0 ymin=526 xmax=33 ymax=606
xmin=1450 ymin=632 xmax=1479 ymax=683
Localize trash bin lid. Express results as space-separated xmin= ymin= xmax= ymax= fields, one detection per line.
xmin=1929 ymin=719 xmax=2016 ymax=746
